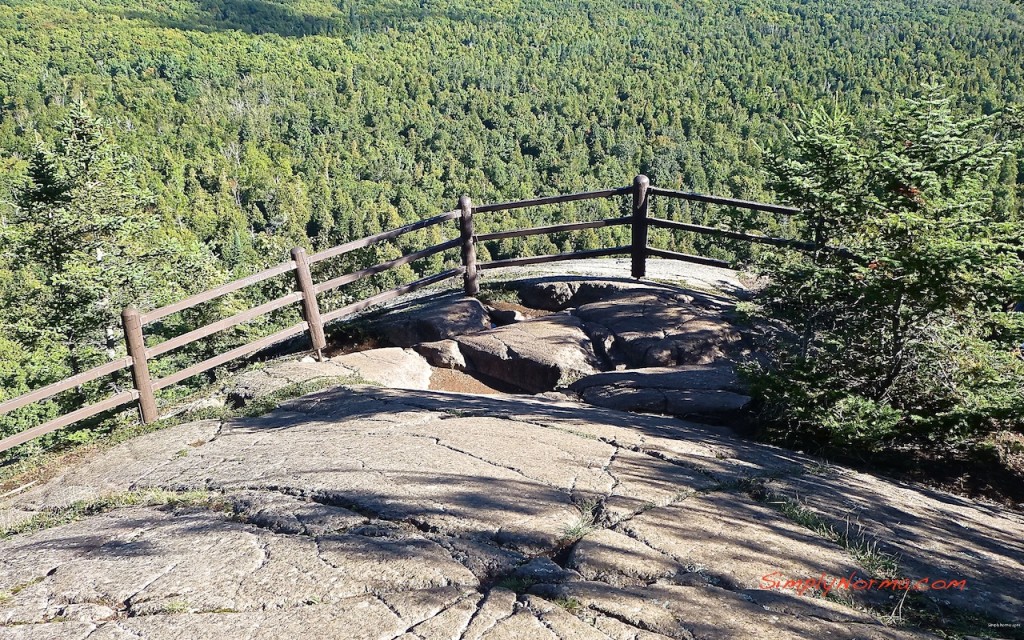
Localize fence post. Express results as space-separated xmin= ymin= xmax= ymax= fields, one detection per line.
xmin=458 ymin=195 xmax=480 ymax=296
xmin=291 ymin=247 xmax=327 ymax=360
xmin=631 ymin=174 xmax=650 ymax=279
xmin=122 ymin=307 xmax=158 ymax=424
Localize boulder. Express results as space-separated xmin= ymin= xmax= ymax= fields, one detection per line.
xmin=515 ymin=280 xmax=577 ymax=310
xmin=454 ymin=315 xmax=601 ymax=393
xmin=511 ymin=278 xmax=650 ymax=311
xmin=377 ymin=298 xmax=491 ymax=347
xmin=573 ymin=289 xmax=744 ymax=367
xmin=488 ymin=307 xmax=526 ymax=326
xmin=569 ymin=365 xmax=751 ymax=420
xmin=412 ymin=339 xmax=467 ymax=370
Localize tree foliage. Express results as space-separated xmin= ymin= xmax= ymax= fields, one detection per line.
xmin=750 ymin=91 xmax=1024 ymax=452
xmin=12 ymin=105 xmax=164 ymax=368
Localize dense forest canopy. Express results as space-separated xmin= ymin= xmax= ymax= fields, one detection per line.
xmin=2 ymin=0 xmax=1022 ymax=252
xmin=1 ymin=0 xmax=1023 ymax=449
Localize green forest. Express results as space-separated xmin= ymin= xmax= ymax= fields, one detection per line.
xmin=1 ymin=0 xmax=1023 ymax=456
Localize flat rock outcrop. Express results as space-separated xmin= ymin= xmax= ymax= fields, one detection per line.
xmin=225 ymin=347 xmax=432 ymax=407
xmin=573 ymin=288 xmax=745 ymax=368
xmin=445 ymin=279 xmax=749 ymax=399
xmin=569 ymin=365 xmax=751 ymax=420
xmin=2 ymin=386 xmax=1022 ymax=638
xmin=279 ymin=275 xmax=754 ymax=413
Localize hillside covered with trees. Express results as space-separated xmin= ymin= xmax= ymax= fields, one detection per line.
xmin=1 ymin=0 xmax=1023 ymax=458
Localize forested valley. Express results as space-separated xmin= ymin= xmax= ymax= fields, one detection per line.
xmin=1 ymin=0 xmax=1023 ymax=457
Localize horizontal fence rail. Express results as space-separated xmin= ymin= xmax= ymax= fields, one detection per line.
xmin=315 ymin=239 xmax=461 ymax=294
xmin=309 ymin=209 xmax=460 ymax=264
xmin=0 ymin=357 xmax=132 ymax=418
xmin=478 ymin=246 xmax=631 ymax=270
xmin=321 ymin=267 xmax=467 ymax=324
xmin=0 ymin=390 xmax=140 ymax=452
xmin=649 ymin=186 xmax=802 ymax=216
xmin=142 ymin=260 xmax=298 ymax=325
xmin=648 ymin=217 xmax=813 ymax=249
xmin=473 ymin=186 xmax=631 ymax=214
xmin=647 ymin=217 xmax=862 ymax=262
xmin=146 ymin=292 xmax=304 ymax=360
xmin=1 ymin=173 xmax=833 ymax=453
xmin=646 ymin=247 xmax=731 ymax=269
xmin=151 ymin=321 xmax=311 ymax=391
xmin=476 ymin=217 xmax=632 ymax=242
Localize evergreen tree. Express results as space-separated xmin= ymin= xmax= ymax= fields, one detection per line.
xmin=751 ymin=91 xmax=1024 ymax=451
xmin=10 ymin=105 xmax=165 ymax=374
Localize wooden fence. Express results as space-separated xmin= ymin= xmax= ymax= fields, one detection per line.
xmin=0 ymin=175 xmax=803 ymax=453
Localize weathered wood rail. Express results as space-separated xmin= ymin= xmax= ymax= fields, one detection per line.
xmin=0 ymin=175 xmax=804 ymax=453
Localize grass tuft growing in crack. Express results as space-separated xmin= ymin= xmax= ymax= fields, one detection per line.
xmin=731 ymin=478 xmax=901 ymax=580
xmin=889 ymin=595 xmax=1024 ymax=640
xmin=439 ymin=408 xmax=478 ymax=418
xmin=0 ymin=489 xmax=229 ymax=540
xmin=228 ymin=375 xmax=375 ymax=419
xmin=495 ymin=575 xmax=539 ymax=594
xmin=559 ymin=498 xmax=601 ymax=544
xmin=0 ymin=577 xmax=45 ymax=606
xmin=737 ymin=481 xmax=1023 ymax=637
xmin=159 ymin=600 xmax=191 ymax=614
xmin=804 ymin=460 xmax=841 ymax=477
xmin=554 ymin=597 xmax=585 ymax=614
xmin=759 ymin=489 xmax=901 ymax=579
xmin=774 ymin=496 xmax=900 ymax=579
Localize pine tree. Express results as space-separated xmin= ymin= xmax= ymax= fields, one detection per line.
xmin=12 ymin=104 xmax=165 ymax=374
xmin=752 ymin=90 xmax=1024 ymax=451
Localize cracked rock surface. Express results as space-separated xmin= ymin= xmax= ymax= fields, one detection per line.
xmin=224 ymin=347 xmax=433 ymax=408
xmin=2 ymin=264 xmax=1022 ymax=638
xmin=568 ymin=366 xmax=751 ymax=422
xmin=3 ymin=385 xmax=1022 ymax=638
